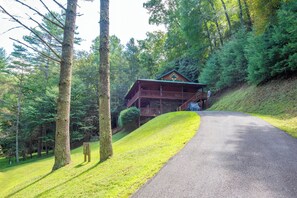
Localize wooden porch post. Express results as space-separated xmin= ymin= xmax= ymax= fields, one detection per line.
xmin=160 ymin=84 xmax=163 ymax=114
xmin=138 ymin=81 xmax=141 ymax=126
xmin=182 ymin=86 xmax=184 ymax=103
xmin=202 ymin=87 xmax=205 ymax=110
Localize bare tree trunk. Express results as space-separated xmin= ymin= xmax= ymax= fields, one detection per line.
xmin=220 ymin=0 xmax=232 ymax=33
xmin=52 ymin=0 xmax=78 ymax=171
xmin=29 ymin=139 xmax=33 ymax=158
xmin=16 ymin=89 xmax=21 ymax=163
xmin=243 ymin=0 xmax=252 ymax=31
xmin=203 ymin=21 xmax=213 ymax=52
xmin=99 ymin=0 xmax=113 ymax=162
xmin=238 ymin=0 xmax=244 ymax=27
xmin=43 ymin=124 xmax=48 ymax=155
xmin=207 ymin=0 xmax=224 ymax=46
xmin=37 ymin=125 xmax=42 ymax=157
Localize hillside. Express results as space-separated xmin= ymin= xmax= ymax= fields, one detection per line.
xmin=0 ymin=112 xmax=199 ymax=198
xmin=209 ymin=76 xmax=297 ymax=138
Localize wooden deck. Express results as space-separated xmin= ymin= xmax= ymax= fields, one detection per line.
xmin=127 ymin=90 xmax=198 ymax=107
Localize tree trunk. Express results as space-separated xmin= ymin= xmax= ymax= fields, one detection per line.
xmin=29 ymin=139 xmax=33 ymax=158
xmin=238 ymin=0 xmax=244 ymax=27
xmin=99 ymin=0 xmax=113 ymax=162
xmin=15 ymin=89 xmax=21 ymax=163
xmin=208 ymin=0 xmax=224 ymax=46
xmin=203 ymin=21 xmax=213 ymax=52
xmin=43 ymin=124 xmax=49 ymax=155
xmin=220 ymin=0 xmax=232 ymax=33
xmin=243 ymin=0 xmax=252 ymax=31
xmin=37 ymin=125 xmax=43 ymax=157
xmin=52 ymin=0 xmax=78 ymax=171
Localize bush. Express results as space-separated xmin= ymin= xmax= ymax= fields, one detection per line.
xmin=245 ymin=32 xmax=268 ymax=84
xmin=199 ymin=30 xmax=248 ymax=90
xmin=217 ymin=29 xmax=248 ymax=89
xmin=246 ymin=1 xmax=297 ymax=84
xmin=199 ymin=52 xmax=221 ymax=90
xmin=118 ymin=107 xmax=140 ymax=131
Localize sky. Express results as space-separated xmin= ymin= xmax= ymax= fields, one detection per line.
xmin=0 ymin=0 xmax=165 ymax=54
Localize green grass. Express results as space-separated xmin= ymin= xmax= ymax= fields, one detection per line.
xmin=210 ymin=76 xmax=297 ymax=138
xmin=0 ymin=111 xmax=200 ymax=197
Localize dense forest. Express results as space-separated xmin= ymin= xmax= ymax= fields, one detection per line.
xmin=0 ymin=0 xmax=296 ymax=162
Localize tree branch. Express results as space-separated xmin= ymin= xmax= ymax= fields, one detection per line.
xmin=39 ymin=0 xmax=64 ymax=27
xmin=0 ymin=5 xmax=61 ymax=59
xmin=52 ymin=0 xmax=67 ymax=11
xmin=15 ymin=0 xmax=64 ymax=29
xmin=10 ymin=37 xmax=60 ymax=63
xmin=1 ymin=26 xmax=22 ymax=35
xmin=27 ymin=14 xmax=63 ymax=45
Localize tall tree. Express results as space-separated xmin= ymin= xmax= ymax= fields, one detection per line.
xmin=220 ymin=0 xmax=232 ymax=33
xmin=53 ymin=0 xmax=78 ymax=170
xmin=99 ymin=0 xmax=113 ymax=161
xmin=238 ymin=0 xmax=244 ymax=27
xmin=0 ymin=48 xmax=7 ymax=72
xmin=9 ymin=45 xmax=30 ymax=163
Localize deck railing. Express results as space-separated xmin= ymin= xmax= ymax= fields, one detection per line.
xmin=178 ymin=92 xmax=208 ymax=111
xmin=127 ymin=90 xmax=195 ymax=107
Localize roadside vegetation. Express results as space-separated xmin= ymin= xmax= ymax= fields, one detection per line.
xmin=1 ymin=0 xmax=296 ymax=165
xmin=210 ymin=76 xmax=297 ymax=138
xmin=0 ymin=112 xmax=199 ymax=197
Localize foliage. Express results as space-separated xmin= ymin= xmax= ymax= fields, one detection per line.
xmin=0 ymin=112 xmax=200 ymax=197
xmin=200 ymin=30 xmax=248 ymax=90
xmin=200 ymin=1 xmax=297 ymax=89
xmin=1 ymin=0 xmax=296 ymax=166
xmin=138 ymin=31 xmax=167 ymax=78
xmin=217 ymin=29 xmax=248 ymax=88
xmin=118 ymin=107 xmax=140 ymax=131
xmin=268 ymin=1 xmax=297 ymax=76
xmin=245 ymin=1 xmax=297 ymax=84
xmin=0 ymin=48 xmax=8 ymax=72
xmin=199 ymin=52 xmax=221 ymax=90
xmin=210 ymin=76 xmax=297 ymax=138
xmin=246 ymin=0 xmax=282 ymax=33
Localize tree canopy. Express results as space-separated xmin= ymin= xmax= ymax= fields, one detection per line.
xmin=0 ymin=0 xmax=296 ymax=164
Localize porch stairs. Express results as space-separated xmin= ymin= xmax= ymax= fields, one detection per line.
xmin=178 ymin=91 xmax=207 ymax=111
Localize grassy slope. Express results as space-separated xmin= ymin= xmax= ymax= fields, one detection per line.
xmin=210 ymin=76 xmax=297 ymax=138
xmin=0 ymin=112 xmax=200 ymax=198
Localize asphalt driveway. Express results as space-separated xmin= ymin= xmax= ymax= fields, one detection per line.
xmin=133 ymin=111 xmax=297 ymax=198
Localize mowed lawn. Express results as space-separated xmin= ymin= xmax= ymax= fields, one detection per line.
xmin=0 ymin=111 xmax=200 ymax=198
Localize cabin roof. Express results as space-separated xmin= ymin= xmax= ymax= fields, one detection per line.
xmin=156 ymin=69 xmax=192 ymax=82
xmin=125 ymin=79 xmax=207 ymax=99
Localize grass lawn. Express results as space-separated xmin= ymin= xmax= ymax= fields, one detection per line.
xmin=210 ymin=76 xmax=297 ymax=138
xmin=0 ymin=111 xmax=200 ymax=198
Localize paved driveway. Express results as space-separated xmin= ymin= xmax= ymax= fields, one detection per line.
xmin=133 ymin=111 xmax=297 ymax=198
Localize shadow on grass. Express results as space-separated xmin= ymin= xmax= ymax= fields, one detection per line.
xmin=1 ymin=131 xmax=129 ymax=172
xmin=35 ymin=161 xmax=102 ymax=197
xmin=74 ymin=161 xmax=89 ymax=168
xmin=0 ymin=153 xmax=54 ymax=172
xmin=5 ymin=172 xmax=52 ymax=198
xmin=5 ymin=161 xmax=103 ymax=197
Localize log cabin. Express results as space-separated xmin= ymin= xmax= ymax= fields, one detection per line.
xmin=125 ymin=70 xmax=208 ymax=122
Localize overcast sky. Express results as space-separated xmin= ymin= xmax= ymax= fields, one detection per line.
xmin=0 ymin=0 xmax=165 ymax=54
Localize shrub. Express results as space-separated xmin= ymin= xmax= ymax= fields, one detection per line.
xmin=199 ymin=30 xmax=248 ymax=90
xmin=217 ymin=29 xmax=248 ymax=89
xmin=246 ymin=1 xmax=297 ymax=84
xmin=118 ymin=107 xmax=140 ymax=131
xmin=199 ymin=52 xmax=221 ymax=90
